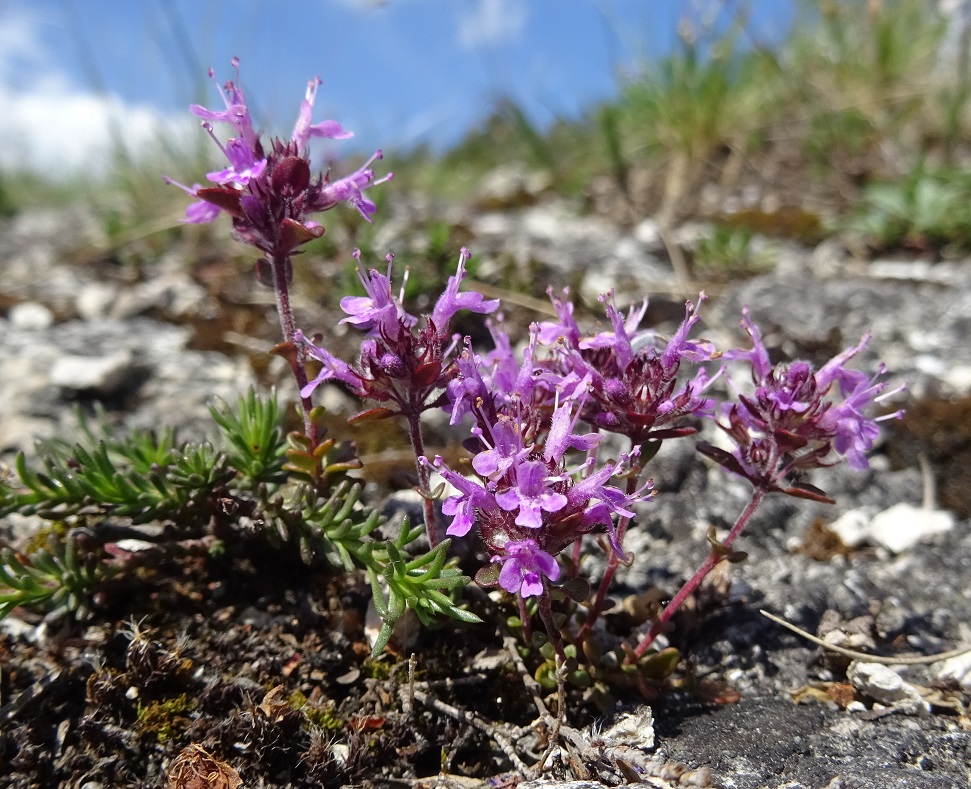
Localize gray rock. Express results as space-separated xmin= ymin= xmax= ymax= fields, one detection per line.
xmin=652 ymin=697 xmax=970 ymax=788
xmin=830 ymin=504 xmax=955 ymax=553
xmin=715 ymin=269 xmax=971 ymax=399
xmin=937 ymin=649 xmax=971 ymax=692
xmin=475 ymin=164 xmax=553 ymax=209
xmin=0 ymin=316 xmax=256 ymax=461
xmin=109 ymin=260 xmax=208 ymax=319
xmin=468 ymin=201 xmax=673 ymax=297
xmin=75 ymin=282 xmax=119 ymax=320
xmin=49 ymin=349 xmax=137 ymax=396
xmin=846 ymin=661 xmax=930 ymax=716
xmin=599 ymin=708 xmax=656 ymax=750
xmin=632 ymin=218 xmax=664 ymax=252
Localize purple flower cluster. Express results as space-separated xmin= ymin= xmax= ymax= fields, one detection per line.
xmin=423 ymin=289 xmax=904 ymax=600
xmin=537 ymin=289 xmax=721 ymax=444
xmin=164 ymin=59 xmax=390 ymax=259
xmin=702 ymin=308 xmax=905 ymax=496
xmin=423 ymin=289 xmax=726 ymax=598
xmin=297 ymin=247 xmax=499 ymax=419
xmin=426 ymin=388 xmax=651 ymax=597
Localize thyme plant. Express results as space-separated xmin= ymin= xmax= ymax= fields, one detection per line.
xmin=0 ymin=60 xmax=904 ymax=684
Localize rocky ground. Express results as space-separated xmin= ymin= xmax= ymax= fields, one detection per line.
xmin=1 ymin=184 xmax=970 ymax=788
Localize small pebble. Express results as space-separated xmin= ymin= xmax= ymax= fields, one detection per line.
xmin=9 ymin=301 xmax=54 ymax=329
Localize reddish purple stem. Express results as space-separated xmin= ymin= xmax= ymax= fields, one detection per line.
xmin=405 ymin=409 xmax=440 ymax=547
xmin=574 ymin=469 xmax=640 ymax=651
xmin=271 ymin=252 xmax=317 ymax=447
xmin=629 ymin=484 xmax=769 ymax=661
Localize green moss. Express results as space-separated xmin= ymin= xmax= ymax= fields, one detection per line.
xmin=135 ymin=693 xmax=198 ymax=743
xmin=716 ymin=206 xmax=825 ymax=244
xmin=362 ymin=657 xmax=393 ymax=680
xmin=21 ymin=521 xmax=70 ymax=555
xmin=287 ymin=690 xmax=344 ymax=731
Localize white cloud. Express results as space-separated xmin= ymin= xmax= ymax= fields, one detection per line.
xmin=0 ymin=5 xmax=195 ymax=178
xmin=0 ymin=86 xmax=197 ymax=177
xmin=458 ymin=0 xmax=527 ymax=49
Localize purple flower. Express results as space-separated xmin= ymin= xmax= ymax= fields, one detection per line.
xmin=436 ymin=300 xmax=658 ymax=569
xmin=471 ymin=416 xmax=531 ymax=479
xmin=536 ymin=288 xmax=582 ymax=347
xmin=495 ymin=460 xmax=568 ymax=529
xmin=761 ymin=361 xmax=816 ymax=414
xmin=202 ymin=126 xmax=267 ymax=188
xmin=563 ymin=452 xmax=655 ymax=556
xmin=313 ymin=247 xmax=502 ymax=420
xmin=445 ymin=344 xmax=493 ymax=425
xmin=340 ymin=250 xmax=417 ymax=340
xmin=661 ymin=294 xmax=718 ymax=366
xmin=711 ymin=307 xmax=905 ymax=487
xmin=314 ymin=149 xmax=391 ymax=223
xmin=160 ymin=178 xmax=222 ymax=224
xmin=580 ymin=293 xmax=649 ymax=369
xmin=292 ymin=76 xmax=354 ymax=156
xmin=544 ymin=383 xmax=600 ymax=462
xmin=566 ymin=453 xmax=646 ymax=522
xmin=424 ymin=456 xmax=496 ymax=538
xmin=491 ymin=539 xmax=560 ymax=598
xmin=722 ymin=307 xmax=772 ymax=379
xmin=539 ymin=290 xmax=719 ymax=443
xmin=447 ymin=323 xmax=573 ymax=440
xmin=431 ymin=248 xmax=499 ymax=330
xmin=819 ymin=363 xmax=905 ymax=471
xmin=295 ymin=331 xmax=362 ymax=399
xmin=189 ymin=60 xmax=259 ymax=146
xmin=815 ymin=332 xmax=872 ymax=393
xmin=490 ymin=325 xmax=546 ymax=408
xmin=482 ymin=319 xmax=520 ymax=398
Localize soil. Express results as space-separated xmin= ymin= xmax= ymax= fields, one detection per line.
xmin=0 ymin=539 xmax=694 ymax=787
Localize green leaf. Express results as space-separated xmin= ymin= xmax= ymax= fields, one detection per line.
xmin=562 ymin=577 xmax=590 ymax=603
xmin=637 ymin=646 xmax=681 ymax=679
xmin=474 ymin=562 xmax=502 ymax=587
xmin=0 ymin=534 xmax=111 ymax=622
xmin=209 ymin=389 xmax=287 ymax=487
xmin=1 ymin=423 xmax=230 ymax=526
xmin=370 ymin=620 xmax=395 ymax=658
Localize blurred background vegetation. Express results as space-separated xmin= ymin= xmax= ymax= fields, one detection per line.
xmin=3 ymin=0 xmax=971 ymax=277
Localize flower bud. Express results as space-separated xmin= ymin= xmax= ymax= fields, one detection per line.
xmin=379 ymin=353 xmax=406 ymax=377
xmin=272 ymin=156 xmax=311 ymax=195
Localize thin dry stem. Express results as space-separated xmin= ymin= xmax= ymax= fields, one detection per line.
xmin=761 ymin=609 xmax=971 ymax=665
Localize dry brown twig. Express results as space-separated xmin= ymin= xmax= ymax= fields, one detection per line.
xmin=760 ymin=609 xmax=971 ymax=665
xmin=397 ymin=638 xmax=580 ymax=780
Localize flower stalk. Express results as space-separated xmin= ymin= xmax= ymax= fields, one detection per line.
xmin=164 ymin=59 xmax=390 ymax=455
xmin=629 ymin=485 xmax=767 ymax=661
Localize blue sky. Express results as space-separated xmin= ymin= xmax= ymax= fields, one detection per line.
xmin=0 ymin=0 xmax=795 ymax=176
